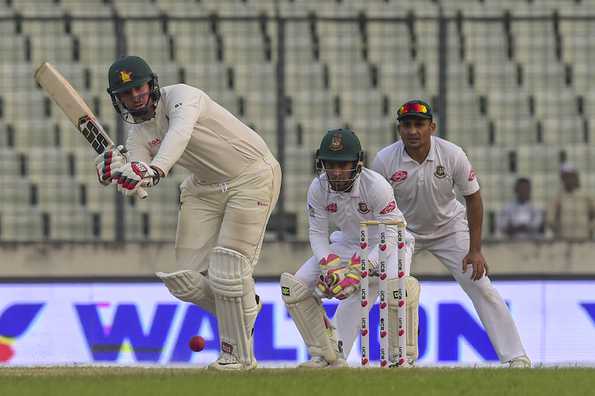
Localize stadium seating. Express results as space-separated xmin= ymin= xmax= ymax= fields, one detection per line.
xmin=0 ymin=0 xmax=593 ymax=241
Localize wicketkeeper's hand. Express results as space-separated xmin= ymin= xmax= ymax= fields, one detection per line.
xmin=316 ymin=253 xmax=361 ymax=300
xmin=112 ymin=160 xmax=160 ymax=196
xmin=95 ymin=145 xmax=127 ymax=186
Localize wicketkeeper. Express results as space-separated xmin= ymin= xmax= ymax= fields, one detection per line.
xmin=281 ymin=128 xmax=420 ymax=367
xmin=95 ymin=55 xmax=281 ymax=371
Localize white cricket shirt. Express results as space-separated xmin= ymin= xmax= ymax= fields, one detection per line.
xmin=126 ymin=84 xmax=272 ymax=183
xmin=306 ymin=168 xmax=405 ymax=261
xmin=371 ymin=136 xmax=480 ymax=240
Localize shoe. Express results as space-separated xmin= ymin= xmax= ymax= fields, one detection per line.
xmin=208 ymin=353 xmax=257 ymax=371
xmin=508 ymin=355 xmax=531 ymax=368
xmin=299 ymin=356 xmax=348 ymax=368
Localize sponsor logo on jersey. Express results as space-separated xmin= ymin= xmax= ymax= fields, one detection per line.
xmin=326 ymin=203 xmax=337 ymax=213
xmin=149 ymin=137 xmax=161 ymax=146
xmin=131 ymin=161 xmax=148 ymax=176
xmin=119 ymin=70 xmax=133 ymax=83
xmin=358 ymin=202 xmax=370 ymax=214
xmin=379 ymin=200 xmax=396 ymax=215
xmin=329 ymin=133 xmax=344 ymax=151
xmin=434 ymin=165 xmax=446 ymax=179
xmin=390 ymin=170 xmax=408 ymax=183
xmin=174 ymin=102 xmax=183 ymax=109
xmin=468 ymin=169 xmax=476 ymax=181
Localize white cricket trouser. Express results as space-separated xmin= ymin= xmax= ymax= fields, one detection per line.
xmin=172 ymin=154 xmax=281 ymax=272
xmin=416 ymin=231 xmax=526 ymax=362
xmin=294 ymin=232 xmax=414 ymax=359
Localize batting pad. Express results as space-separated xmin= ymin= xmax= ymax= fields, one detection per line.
xmin=208 ymin=247 xmax=259 ymax=366
xmin=156 ymin=270 xmax=216 ymax=314
xmin=388 ymin=276 xmax=420 ymax=362
xmin=280 ymin=273 xmax=340 ymax=363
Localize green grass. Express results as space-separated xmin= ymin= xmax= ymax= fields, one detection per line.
xmin=0 ymin=367 xmax=594 ymax=396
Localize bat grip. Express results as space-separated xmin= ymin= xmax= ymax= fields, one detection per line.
xmin=112 ymin=145 xmax=149 ymax=200
xmin=136 ymin=187 xmax=148 ymax=199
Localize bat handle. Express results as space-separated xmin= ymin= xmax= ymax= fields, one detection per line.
xmin=110 ymin=145 xmax=149 ymax=200
xmin=137 ymin=187 xmax=148 ymax=199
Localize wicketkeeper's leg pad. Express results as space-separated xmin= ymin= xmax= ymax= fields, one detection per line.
xmin=388 ymin=276 xmax=420 ymax=362
xmin=156 ymin=270 xmax=216 ymax=314
xmin=208 ymin=247 xmax=259 ymax=366
xmin=280 ymin=272 xmax=340 ymax=364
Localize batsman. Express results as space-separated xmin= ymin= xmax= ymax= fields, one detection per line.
xmin=95 ymin=55 xmax=281 ymax=370
xmin=280 ymin=128 xmax=420 ymax=367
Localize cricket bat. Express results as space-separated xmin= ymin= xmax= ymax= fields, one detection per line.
xmin=34 ymin=62 xmax=147 ymax=199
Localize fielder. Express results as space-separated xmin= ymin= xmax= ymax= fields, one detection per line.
xmin=280 ymin=128 xmax=420 ymax=368
xmin=95 ymin=55 xmax=281 ymax=370
xmin=372 ymin=99 xmax=530 ymax=368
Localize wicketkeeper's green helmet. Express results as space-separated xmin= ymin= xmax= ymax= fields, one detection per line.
xmin=316 ymin=128 xmax=363 ymax=163
xmin=315 ymin=128 xmax=364 ymax=192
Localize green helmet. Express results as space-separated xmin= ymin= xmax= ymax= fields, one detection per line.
xmin=107 ymin=55 xmax=161 ymax=123
xmin=317 ymin=128 xmax=363 ymax=162
xmin=315 ymin=128 xmax=364 ymax=192
xmin=108 ymin=55 xmax=154 ymax=93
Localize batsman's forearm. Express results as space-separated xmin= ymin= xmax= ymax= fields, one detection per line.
xmin=466 ymin=192 xmax=484 ymax=252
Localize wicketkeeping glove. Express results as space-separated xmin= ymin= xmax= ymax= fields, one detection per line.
xmin=316 ymin=253 xmax=362 ymax=300
xmin=95 ymin=145 xmax=127 ymax=186
xmin=315 ymin=253 xmax=341 ymax=298
xmin=112 ymin=160 xmax=160 ymax=196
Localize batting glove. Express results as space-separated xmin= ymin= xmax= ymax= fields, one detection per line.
xmin=112 ymin=160 xmax=160 ymax=196
xmin=95 ymin=145 xmax=127 ymax=186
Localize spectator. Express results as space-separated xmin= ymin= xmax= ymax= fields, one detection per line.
xmin=498 ymin=177 xmax=544 ymax=239
xmin=546 ymin=163 xmax=595 ymax=240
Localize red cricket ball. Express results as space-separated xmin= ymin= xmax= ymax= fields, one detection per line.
xmin=189 ymin=335 xmax=206 ymax=352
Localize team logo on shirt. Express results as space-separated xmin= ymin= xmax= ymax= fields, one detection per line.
xmin=149 ymin=137 xmax=161 ymax=146
xmin=326 ymin=203 xmax=337 ymax=213
xmin=468 ymin=169 xmax=476 ymax=181
xmin=358 ymin=202 xmax=370 ymax=214
xmin=329 ymin=133 xmax=344 ymax=151
xmin=379 ymin=200 xmax=396 ymax=214
xmin=308 ymin=204 xmax=316 ymax=217
xmin=434 ymin=165 xmax=446 ymax=179
xmin=390 ymin=170 xmax=408 ymax=183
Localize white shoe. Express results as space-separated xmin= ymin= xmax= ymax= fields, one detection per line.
xmin=508 ymin=355 xmax=531 ymax=368
xmin=208 ymin=353 xmax=257 ymax=371
xmin=299 ymin=356 xmax=348 ymax=368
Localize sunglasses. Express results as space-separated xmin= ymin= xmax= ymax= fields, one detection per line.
xmin=397 ymin=102 xmax=429 ymax=117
